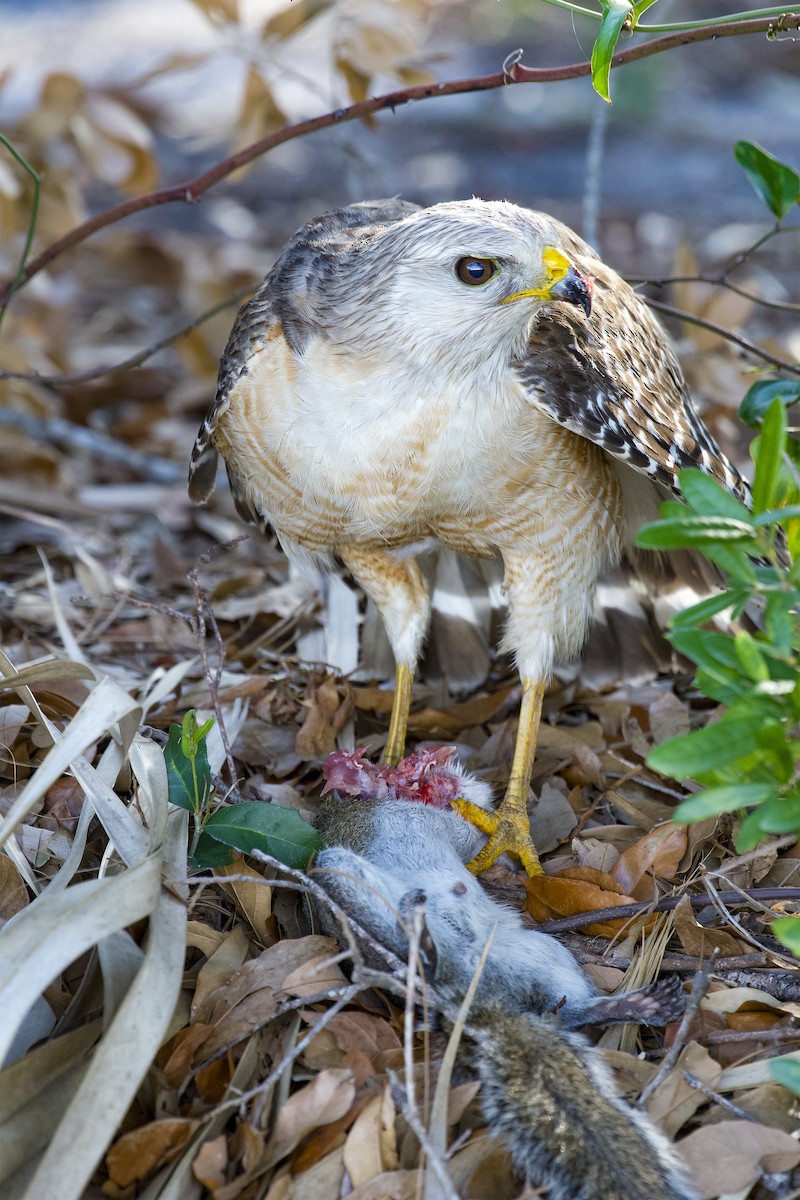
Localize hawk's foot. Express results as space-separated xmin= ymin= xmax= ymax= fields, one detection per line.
xmin=452 ymin=793 xmax=543 ymax=877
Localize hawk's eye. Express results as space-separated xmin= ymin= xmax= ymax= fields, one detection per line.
xmin=455 ymin=257 xmax=498 ymax=286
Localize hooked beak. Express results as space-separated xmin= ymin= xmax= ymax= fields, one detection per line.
xmin=502 ymin=246 xmax=593 ymax=318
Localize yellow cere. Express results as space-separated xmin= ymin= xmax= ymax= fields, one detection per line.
xmin=501 ymin=244 xmax=571 ymax=305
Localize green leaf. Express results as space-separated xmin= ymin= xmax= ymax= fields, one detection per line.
xmin=636 ymin=516 xmax=760 ymax=551
xmin=753 ymin=504 xmax=800 ymax=527
xmin=700 ymin=543 xmax=758 ymax=585
xmin=770 ymin=1055 xmax=800 ymax=1095
xmin=669 ymin=629 xmax=745 ymax=674
xmin=734 ymin=141 xmax=800 ymax=221
xmin=204 ymin=802 xmax=323 ymax=868
xmin=752 ymin=397 xmax=787 ymax=515
xmin=590 ymin=1 xmax=632 ymax=103
xmin=630 ymin=0 xmax=658 ymax=19
xmin=190 ymin=832 xmax=235 ymax=869
xmin=165 ymin=723 xmax=212 ymax=815
xmin=747 ymin=793 xmax=800 ymax=833
xmin=647 ymin=716 xmax=769 ymax=778
xmin=734 ymin=631 xmax=769 ymax=682
xmin=740 ymin=379 xmax=800 ymax=427
xmin=673 ymin=783 xmax=776 ymax=824
xmin=773 ymin=917 xmax=800 ymax=956
xmin=678 ymin=468 xmax=754 ymax=523
xmin=668 ymin=589 xmax=748 ymax=632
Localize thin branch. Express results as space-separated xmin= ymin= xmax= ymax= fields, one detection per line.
xmin=631 ymin=274 xmax=800 ymax=317
xmin=535 ymin=886 xmax=800 ymax=934
xmin=0 ymin=287 xmax=251 ymax=385
xmin=1 ymin=13 xmax=798 ymax=310
xmin=638 ymin=948 xmax=719 ymax=1107
xmin=682 ymin=1069 xmax=759 ymax=1121
xmin=538 ymin=1 xmax=800 ymax=32
xmin=0 ymin=133 xmax=41 ymax=332
xmin=646 ymin=297 xmax=800 ymax=376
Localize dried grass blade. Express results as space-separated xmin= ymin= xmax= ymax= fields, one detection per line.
xmin=0 ymin=676 xmax=140 ymax=851
xmin=21 ymin=809 xmax=188 ymax=1200
xmin=0 ymin=854 xmax=162 ymax=1065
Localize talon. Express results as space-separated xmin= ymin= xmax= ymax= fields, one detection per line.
xmin=451 ymin=796 xmax=543 ymax=877
xmin=450 ymin=676 xmax=546 ymax=878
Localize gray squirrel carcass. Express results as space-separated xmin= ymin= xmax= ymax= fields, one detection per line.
xmin=313 ymin=746 xmax=697 ymax=1200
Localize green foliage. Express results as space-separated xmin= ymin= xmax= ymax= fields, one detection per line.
xmin=202 ymin=804 xmax=323 ymax=869
xmin=591 ymin=1 xmax=633 ymax=103
xmin=638 ymin=396 xmax=800 ymax=856
xmin=164 ymin=710 xmax=321 ymax=869
xmin=734 ymin=141 xmax=800 ymax=222
xmin=769 ymin=1055 xmax=800 ymax=1098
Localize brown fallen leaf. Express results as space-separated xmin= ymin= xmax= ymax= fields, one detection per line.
xmin=0 ymin=856 xmax=30 ymax=920
xmin=646 ymin=1042 xmax=722 ymax=1138
xmin=261 ymin=1067 xmax=356 ymax=1169
xmin=677 ymin=1119 xmax=800 ymax=1198
xmin=673 ymin=894 xmax=746 ymax=958
xmin=106 ymin=1117 xmax=197 ymax=1188
xmin=525 ymin=865 xmax=645 ymax=938
xmin=612 ymin=821 xmax=688 ymax=900
xmin=192 ymin=1134 xmax=228 ymax=1191
xmin=295 ymin=675 xmax=353 ymax=758
xmin=213 ymin=855 xmax=274 ymax=944
xmin=342 ymin=1085 xmax=398 ymax=1187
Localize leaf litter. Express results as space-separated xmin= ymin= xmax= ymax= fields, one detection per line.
xmin=2 ymin=29 xmax=800 ymax=1197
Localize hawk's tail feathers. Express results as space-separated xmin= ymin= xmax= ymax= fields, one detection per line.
xmin=188 ymin=421 xmax=219 ymax=504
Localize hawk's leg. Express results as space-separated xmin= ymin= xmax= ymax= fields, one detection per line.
xmin=339 ymin=547 xmax=430 ymax=767
xmin=452 ymin=677 xmax=544 ymax=877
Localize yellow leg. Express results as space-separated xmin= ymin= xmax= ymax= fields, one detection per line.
xmin=383 ymin=661 xmax=414 ymax=767
xmin=452 ymin=677 xmax=545 ymax=877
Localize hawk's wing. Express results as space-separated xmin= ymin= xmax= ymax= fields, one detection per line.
xmin=515 ymin=236 xmax=749 ymax=505
xmin=188 ymin=199 xmax=420 ymax=514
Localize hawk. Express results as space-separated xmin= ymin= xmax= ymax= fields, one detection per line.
xmin=189 ymin=198 xmax=747 ymax=876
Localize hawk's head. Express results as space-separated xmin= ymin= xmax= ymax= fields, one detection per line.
xmin=299 ymin=199 xmax=593 ymax=368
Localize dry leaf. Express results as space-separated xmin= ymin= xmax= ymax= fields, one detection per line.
xmin=343 ymin=1087 xmax=397 ymax=1186
xmin=262 ymin=1068 xmax=356 ymax=1169
xmin=673 ymin=894 xmax=746 ymax=958
xmin=0 ymin=856 xmax=30 ymax=920
xmin=646 ymin=1042 xmax=722 ymax=1138
xmin=677 ymin=1119 xmax=800 ymax=1198
xmin=192 ymin=1134 xmax=228 ymax=1190
xmin=529 ymin=781 xmax=578 ymax=854
xmin=525 ymin=866 xmax=642 ymax=938
xmin=106 ymin=1118 xmax=197 ymax=1188
xmin=213 ymin=856 xmax=274 ymax=944
xmin=612 ymin=822 xmax=688 ymax=899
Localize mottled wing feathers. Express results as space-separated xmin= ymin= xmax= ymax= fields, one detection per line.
xmin=517 ymin=241 xmax=749 ymax=505
xmin=188 ymin=198 xmax=421 ymax=508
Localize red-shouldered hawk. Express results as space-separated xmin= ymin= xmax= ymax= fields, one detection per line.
xmin=189 ymin=199 xmax=747 ymax=875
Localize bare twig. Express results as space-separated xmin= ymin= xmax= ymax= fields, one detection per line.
xmin=645 ymin=297 xmax=800 ymax=376
xmin=0 ymin=287 xmax=251 ymax=385
xmin=1 ymin=14 xmax=798 ymax=310
xmin=536 ymin=886 xmax=800 ymax=934
xmin=208 ymin=984 xmax=362 ymax=1120
xmin=638 ymin=948 xmax=719 ymax=1107
xmin=632 ymin=273 xmax=800 ymax=317
xmin=704 ymin=1026 xmax=800 ymax=1047
xmin=188 ymin=542 xmax=250 ymax=800
xmin=682 ymin=1069 xmax=758 ymax=1121
xmin=392 ymin=1085 xmax=460 ymax=1200
xmin=700 ymin=874 xmax=798 ymax=963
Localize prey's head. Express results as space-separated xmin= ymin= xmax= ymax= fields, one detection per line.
xmin=334 ymin=199 xmax=593 ymax=364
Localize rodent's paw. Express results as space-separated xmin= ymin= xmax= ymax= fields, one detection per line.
xmin=582 ymin=974 xmax=686 ymax=1028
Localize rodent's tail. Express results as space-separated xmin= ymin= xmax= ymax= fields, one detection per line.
xmin=473 ymin=1008 xmax=697 ymax=1200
